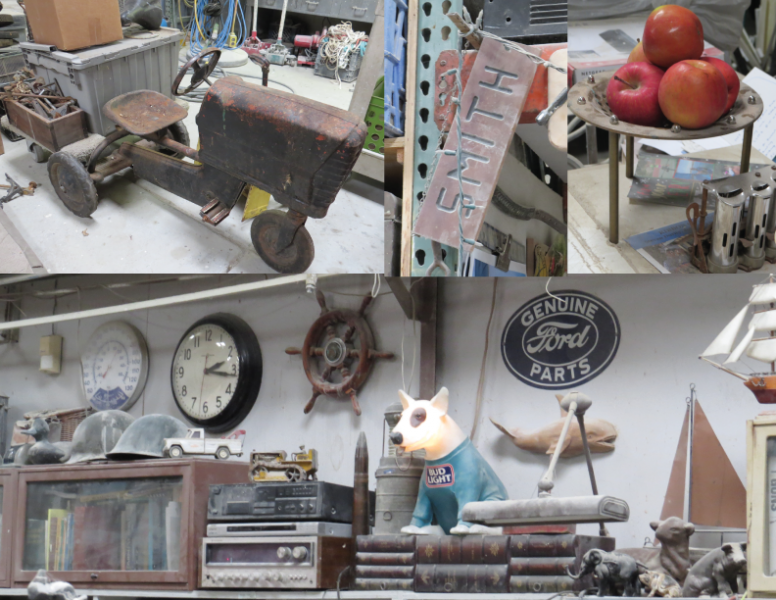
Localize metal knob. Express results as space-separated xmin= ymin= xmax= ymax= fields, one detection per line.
xmin=277 ymin=546 xmax=292 ymax=560
xmin=292 ymin=546 xmax=309 ymax=561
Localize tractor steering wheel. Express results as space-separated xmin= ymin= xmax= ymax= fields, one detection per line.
xmin=172 ymin=48 xmax=221 ymax=97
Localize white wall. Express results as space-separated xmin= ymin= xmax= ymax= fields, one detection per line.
xmin=0 ymin=274 xmax=762 ymax=549
xmin=438 ymin=275 xmax=760 ymax=548
xmin=0 ymin=275 xmax=420 ymax=491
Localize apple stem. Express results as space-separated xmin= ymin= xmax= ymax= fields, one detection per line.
xmin=613 ymin=75 xmax=637 ymax=90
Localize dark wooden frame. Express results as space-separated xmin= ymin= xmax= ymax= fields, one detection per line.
xmin=0 ymin=469 xmax=18 ymax=587
xmin=12 ymin=458 xmax=248 ymax=590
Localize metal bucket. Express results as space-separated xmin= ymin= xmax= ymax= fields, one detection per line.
xmin=740 ymin=181 xmax=772 ymax=271
xmin=374 ymin=455 xmax=424 ymax=534
xmin=708 ymin=182 xmax=746 ymax=273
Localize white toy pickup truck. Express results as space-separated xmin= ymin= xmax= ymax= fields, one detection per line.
xmin=163 ymin=428 xmax=244 ymax=460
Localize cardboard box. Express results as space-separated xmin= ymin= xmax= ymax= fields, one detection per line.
xmin=24 ymin=0 xmax=123 ymax=51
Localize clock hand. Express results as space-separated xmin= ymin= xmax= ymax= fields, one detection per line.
xmin=206 ymin=370 xmax=236 ymax=377
xmin=204 ymin=361 xmax=225 ymax=374
xmin=198 ymin=354 xmax=210 ymax=410
xmin=102 ymin=350 xmax=119 ymax=378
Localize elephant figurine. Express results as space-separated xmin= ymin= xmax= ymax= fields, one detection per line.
xmin=568 ymin=549 xmax=644 ymax=597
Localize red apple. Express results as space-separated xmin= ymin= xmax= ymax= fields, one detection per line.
xmin=658 ymin=59 xmax=728 ymax=129
xmin=701 ymin=56 xmax=740 ymax=113
xmin=606 ymin=62 xmax=666 ymax=127
xmin=628 ymin=41 xmax=651 ymax=64
xmin=643 ymin=5 xmax=704 ymax=68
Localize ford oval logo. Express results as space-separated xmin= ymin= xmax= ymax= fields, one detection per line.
xmin=502 ymin=291 xmax=620 ymax=389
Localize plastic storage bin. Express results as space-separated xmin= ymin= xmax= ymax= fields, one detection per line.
xmin=20 ymin=27 xmax=184 ymax=135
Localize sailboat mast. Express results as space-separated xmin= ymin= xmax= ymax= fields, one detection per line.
xmin=685 ymin=387 xmax=696 ymax=524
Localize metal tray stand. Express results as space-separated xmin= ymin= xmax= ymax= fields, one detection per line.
xmin=569 ymin=70 xmax=763 ymax=243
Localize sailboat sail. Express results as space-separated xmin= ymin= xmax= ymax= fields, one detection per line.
xmin=701 ymin=306 xmax=748 ymax=358
xmin=724 ymin=328 xmax=755 ymax=365
xmin=660 ymin=398 xmax=746 ymax=528
xmin=749 ymin=310 xmax=776 ymax=332
xmin=750 ymin=283 xmax=776 ymax=304
xmin=746 ymin=338 xmax=776 ymax=363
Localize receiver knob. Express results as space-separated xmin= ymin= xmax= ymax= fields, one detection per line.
xmin=277 ymin=546 xmax=292 ymax=560
xmin=292 ymin=546 xmax=309 ymax=561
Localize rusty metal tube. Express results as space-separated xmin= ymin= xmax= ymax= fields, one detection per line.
xmin=742 ymin=123 xmax=754 ymax=174
xmin=625 ymin=135 xmax=634 ymax=179
xmin=157 ymin=136 xmax=200 ymax=160
xmin=609 ymin=131 xmax=619 ymax=243
xmin=87 ymin=128 xmax=128 ymax=173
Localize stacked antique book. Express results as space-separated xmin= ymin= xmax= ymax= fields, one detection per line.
xmin=354 ymin=530 xmax=615 ymax=593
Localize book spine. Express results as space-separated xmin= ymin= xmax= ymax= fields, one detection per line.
xmin=510 ymin=556 xmax=575 ymax=576
xmin=481 ymin=535 xmax=509 ymax=564
xmin=415 ymin=564 xmax=509 ymax=593
xmin=355 ymin=552 xmax=416 ymax=566
xmin=353 ymin=578 xmax=413 ymax=591
xmin=357 ymin=534 xmax=416 ymax=553
xmin=509 ymin=534 xmax=578 ymax=557
xmin=509 ymin=575 xmax=576 ymax=593
xmin=355 ymin=565 xmax=415 ymax=579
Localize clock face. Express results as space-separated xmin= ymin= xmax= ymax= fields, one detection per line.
xmin=81 ymin=321 xmax=149 ymax=411
xmin=170 ymin=314 xmax=262 ymax=432
xmin=171 ymin=324 xmax=239 ymax=421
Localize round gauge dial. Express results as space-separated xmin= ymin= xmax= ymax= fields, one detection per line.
xmin=171 ymin=313 xmax=262 ymax=432
xmin=81 ymin=321 xmax=149 ymax=411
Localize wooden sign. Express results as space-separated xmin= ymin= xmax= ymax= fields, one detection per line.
xmin=413 ymin=37 xmax=538 ymax=249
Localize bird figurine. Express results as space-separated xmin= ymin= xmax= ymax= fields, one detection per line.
xmin=491 ymin=394 xmax=617 ymax=458
xmin=16 ymin=418 xmax=68 ymax=465
xmin=28 ymin=569 xmax=86 ymax=600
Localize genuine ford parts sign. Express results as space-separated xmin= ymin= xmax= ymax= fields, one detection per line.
xmin=501 ymin=291 xmax=620 ymax=389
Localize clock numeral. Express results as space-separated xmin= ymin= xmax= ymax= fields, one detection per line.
xmin=225 ymin=384 xmax=232 ymax=395
xmin=216 ymin=396 xmax=222 ymax=408
xmin=191 ymin=397 xmax=197 ymax=407
xmin=205 ymin=329 xmax=212 ymax=341
xmin=203 ymin=402 xmax=209 ymax=414
xmin=132 ymin=368 xmax=140 ymax=374
xmin=130 ymin=377 xmax=138 ymax=383
xmin=181 ymin=386 xmax=187 ymax=397
xmin=184 ymin=349 xmax=192 ymax=360
xmin=194 ymin=336 xmax=201 ymax=348
xmin=178 ymin=366 xmax=184 ymax=377
xmin=231 ymin=363 xmax=237 ymax=375
xmin=228 ymin=345 xmax=233 ymax=358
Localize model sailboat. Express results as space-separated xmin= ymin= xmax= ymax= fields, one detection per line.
xmin=660 ymin=387 xmax=746 ymax=529
xmin=700 ymin=278 xmax=776 ymax=403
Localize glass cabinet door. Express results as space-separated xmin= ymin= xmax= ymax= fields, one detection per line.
xmin=22 ymin=476 xmax=183 ymax=572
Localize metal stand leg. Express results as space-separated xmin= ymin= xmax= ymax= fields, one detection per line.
xmin=609 ymin=131 xmax=619 ymax=244
xmin=585 ymin=123 xmax=598 ymax=165
xmin=625 ymin=135 xmax=634 ymax=179
xmin=741 ymin=123 xmax=754 ymax=174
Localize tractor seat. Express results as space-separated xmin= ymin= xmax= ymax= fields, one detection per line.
xmin=103 ymin=90 xmax=188 ymax=136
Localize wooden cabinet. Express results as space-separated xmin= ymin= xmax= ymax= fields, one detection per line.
xmin=11 ymin=459 xmax=248 ymax=590
xmin=0 ymin=469 xmax=17 ymax=587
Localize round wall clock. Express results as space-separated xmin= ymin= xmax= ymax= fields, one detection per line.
xmin=81 ymin=321 xmax=149 ymax=411
xmin=170 ymin=313 xmax=262 ymax=433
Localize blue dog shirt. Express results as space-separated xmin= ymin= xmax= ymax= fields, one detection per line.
xmin=411 ymin=438 xmax=508 ymax=534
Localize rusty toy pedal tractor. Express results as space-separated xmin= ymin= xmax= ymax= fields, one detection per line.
xmin=46 ymin=48 xmax=367 ymax=273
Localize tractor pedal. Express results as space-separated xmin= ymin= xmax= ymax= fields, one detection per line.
xmin=200 ymin=198 xmax=232 ymax=225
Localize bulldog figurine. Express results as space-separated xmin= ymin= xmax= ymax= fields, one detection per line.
xmin=389 ymin=387 xmax=508 ymax=535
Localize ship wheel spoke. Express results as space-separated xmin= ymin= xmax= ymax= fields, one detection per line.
xmin=304 ymin=390 xmax=321 ymax=414
xmin=349 ymin=389 xmax=362 ymax=416
xmin=342 ymin=325 xmax=356 ymax=342
xmin=321 ymin=366 xmax=333 ymax=380
xmin=326 ymin=325 xmax=337 ymax=340
xmin=309 ymin=346 xmax=324 ymax=357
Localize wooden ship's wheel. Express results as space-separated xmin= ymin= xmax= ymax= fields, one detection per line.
xmin=286 ymin=289 xmax=394 ymax=416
